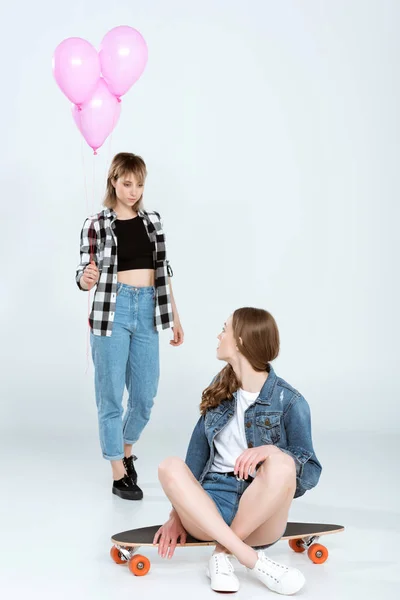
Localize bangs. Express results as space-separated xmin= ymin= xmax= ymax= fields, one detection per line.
xmin=112 ymin=153 xmax=147 ymax=184
xmin=119 ymin=167 xmax=146 ymax=185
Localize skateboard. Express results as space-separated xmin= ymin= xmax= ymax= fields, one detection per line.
xmin=110 ymin=522 xmax=344 ymax=576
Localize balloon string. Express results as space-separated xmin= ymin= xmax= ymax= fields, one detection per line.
xmin=85 ymin=222 xmax=96 ymax=375
xmin=85 ymin=290 xmax=91 ymax=375
xmin=85 ymin=152 xmax=98 ymax=371
xmin=81 ymin=138 xmax=89 ymax=217
xmin=107 ymin=102 xmax=118 ymax=166
xmin=107 ymin=133 xmax=113 ymax=167
xmin=81 ymin=138 xmax=92 ymax=374
xmin=92 ymin=152 xmax=96 ymax=215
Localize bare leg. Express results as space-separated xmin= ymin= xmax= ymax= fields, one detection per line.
xmin=111 ymin=459 xmax=126 ymax=480
xmin=229 ymin=452 xmax=296 ymax=550
xmin=158 ymin=457 xmax=258 ymax=568
xmin=124 ymin=443 xmax=133 ymax=458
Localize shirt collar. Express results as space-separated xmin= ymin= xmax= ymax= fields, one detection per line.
xmin=231 ymin=364 xmax=276 ymax=406
xmin=104 ymin=207 xmax=146 ymax=221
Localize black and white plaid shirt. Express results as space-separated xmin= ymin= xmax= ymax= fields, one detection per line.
xmin=76 ymin=208 xmax=174 ymax=336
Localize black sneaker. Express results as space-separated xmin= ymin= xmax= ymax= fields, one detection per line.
xmin=123 ymin=455 xmax=138 ymax=484
xmin=112 ymin=475 xmax=143 ymax=501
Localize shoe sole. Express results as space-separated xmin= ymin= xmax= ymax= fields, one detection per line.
xmin=253 ymin=573 xmax=305 ymax=595
xmin=206 ymin=568 xmax=240 ymax=593
xmin=112 ymin=488 xmax=143 ymax=501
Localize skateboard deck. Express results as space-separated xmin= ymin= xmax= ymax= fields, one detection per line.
xmin=110 ymin=522 xmax=344 ymax=576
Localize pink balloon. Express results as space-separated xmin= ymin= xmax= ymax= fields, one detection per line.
xmin=72 ymin=105 xmax=82 ymax=131
xmin=99 ymin=26 xmax=148 ymax=98
xmin=53 ymin=37 xmax=100 ymax=105
xmin=72 ymin=79 xmax=121 ymax=153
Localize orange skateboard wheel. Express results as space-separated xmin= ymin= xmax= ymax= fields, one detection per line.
xmin=110 ymin=546 xmax=127 ymax=564
xmin=288 ymin=539 xmax=306 ymax=553
xmin=128 ymin=554 xmax=151 ymax=576
xmin=308 ymin=543 xmax=328 ymax=564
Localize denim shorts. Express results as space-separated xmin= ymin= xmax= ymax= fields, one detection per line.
xmin=202 ymin=471 xmax=282 ymax=550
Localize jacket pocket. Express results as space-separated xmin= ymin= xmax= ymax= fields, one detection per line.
xmin=255 ymin=414 xmax=281 ymax=444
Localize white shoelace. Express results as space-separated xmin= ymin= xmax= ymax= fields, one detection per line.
xmin=256 ymin=553 xmax=289 ymax=582
xmin=212 ymin=553 xmax=235 ymax=575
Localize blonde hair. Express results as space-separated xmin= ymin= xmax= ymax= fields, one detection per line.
xmin=103 ymin=152 xmax=147 ymax=211
xmin=200 ymin=308 xmax=280 ymax=415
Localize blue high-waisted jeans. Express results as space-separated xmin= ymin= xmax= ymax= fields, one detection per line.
xmin=90 ymin=284 xmax=159 ymax=460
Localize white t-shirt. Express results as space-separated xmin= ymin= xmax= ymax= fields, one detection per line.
xmin=210 ymin=388 xmax=260 ymax=474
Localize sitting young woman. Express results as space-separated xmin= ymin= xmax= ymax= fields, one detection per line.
xmin=154 ymin=307 xmax=322 ymax=595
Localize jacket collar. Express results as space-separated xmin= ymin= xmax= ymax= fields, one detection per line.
xmin=257 ymin=364 xmax=277 ymax=404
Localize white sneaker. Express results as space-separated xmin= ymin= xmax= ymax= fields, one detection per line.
xmin=249 ymin=551 xmax=305 ymax=595
xmin=206 ymin=552 xmax=240 ymax=592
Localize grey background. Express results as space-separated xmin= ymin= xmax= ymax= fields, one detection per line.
xmin=1 ymin=3 xmax=400 ymax=599
xmin=1 ymin=0 xmax=399 ymax=444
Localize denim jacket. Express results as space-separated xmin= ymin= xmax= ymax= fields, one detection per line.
xmin=185 ymin=366 xmax=322 ymax=498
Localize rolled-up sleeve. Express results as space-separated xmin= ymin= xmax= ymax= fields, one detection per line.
xmin=283 ymin=394 xmax=322 ymax=498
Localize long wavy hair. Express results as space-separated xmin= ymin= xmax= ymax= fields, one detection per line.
xmin=200 ymin=308 xmax=280 ymax=415
xmin=103 ymin=152 xmax=147 ymax=211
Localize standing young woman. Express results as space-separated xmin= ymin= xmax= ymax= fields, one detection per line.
xmin=76 ymin=152 xmax=184 ymax=500
xmin=155 ymin=308 xmax=321 ymax=594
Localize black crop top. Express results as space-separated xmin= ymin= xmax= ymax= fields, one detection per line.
xmin=115 ymin=217 xmax=154 ymax=272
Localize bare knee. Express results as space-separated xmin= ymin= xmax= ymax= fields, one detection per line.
xmin=158 ymin=456 xmax=186 ymax=485
xmin=257 ymin=451 xmax=296 ymax=486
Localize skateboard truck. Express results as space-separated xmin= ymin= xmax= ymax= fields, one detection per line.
xmin=288 ymin=534 xmax=329 ymax=563
xmin=295 ymin=535 xmax=320 ymax=550
xmin=115 ymin=545 xmax=135 ymax=561
xmin=110 ymin=545 xmax=151 ymax=576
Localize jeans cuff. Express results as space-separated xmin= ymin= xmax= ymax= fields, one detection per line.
xmin=103 ymin=452 xmax=125 ymax=461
